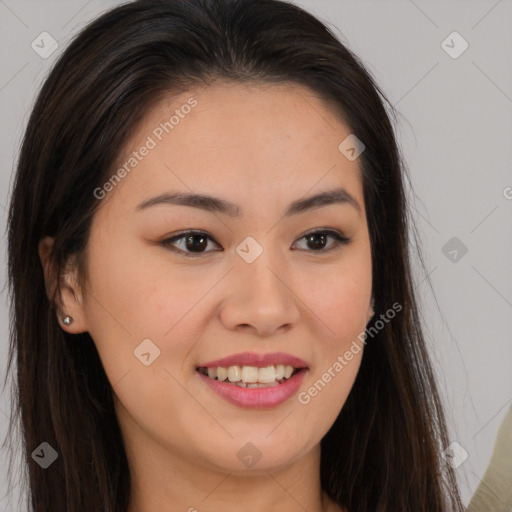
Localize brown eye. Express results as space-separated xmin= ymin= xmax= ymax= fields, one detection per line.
xmin=161 ymin=229 xmax=351 ymax=257
xmin=161 ymin=231 xmax=221 ymax=256
xmin=292 ymin=230 xmax=351 ymax=252
xmin=183 ymin=233 xmax=208 ymax=252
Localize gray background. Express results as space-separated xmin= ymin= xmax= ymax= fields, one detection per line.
xmin=1 ymin=0 xmax=511 ymax=509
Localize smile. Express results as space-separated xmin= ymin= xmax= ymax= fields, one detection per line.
xmin=196 ymin=366 xmax=308 ymax=409
xmin=197 ymin=364 xmax=300 ymax=388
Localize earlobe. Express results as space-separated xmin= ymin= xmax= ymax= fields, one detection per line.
xmin=38 ymin=236 xmax=88 ymax=334
xmin=367 ymin=299 xmax=375 ymax=323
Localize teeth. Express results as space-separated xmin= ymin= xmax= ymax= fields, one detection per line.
xmin=258 ymin=366 xmax=277 ymax=383
xmin=201 ymin=364 xmax=298 ymax=384
xmin=227 ymin=365 xmax=242 ymax=382
xmin=241 ymin=366 xmax=259 ymax=383
xmin=217 ymin=367 xmax=228 ymax=382
xmin=233 ymin=380 xmax=281 ymax=388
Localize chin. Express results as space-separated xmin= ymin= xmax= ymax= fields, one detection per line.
xmin=194 ymin=431 xmax=315 ymax=474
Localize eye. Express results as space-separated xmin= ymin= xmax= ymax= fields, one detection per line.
xmin=160 ymin=231 xmax=221 ymax=257
xmin=160 ymin=229 xmax=351 ymax=257
xmin=292 ymin=229 xmax=351 ymax=253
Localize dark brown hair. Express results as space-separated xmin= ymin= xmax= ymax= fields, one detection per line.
xmin=5 ymin=0 xmax=465 ymax=510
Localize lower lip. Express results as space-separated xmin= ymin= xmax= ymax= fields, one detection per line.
xmin=197 ymin=369 xmax=308 ymax=409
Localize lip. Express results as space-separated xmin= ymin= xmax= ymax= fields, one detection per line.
xmin=197 ymin=368 xmax=308 ymax=409
xmin=196 ymin=351 xmax=309 ymax=369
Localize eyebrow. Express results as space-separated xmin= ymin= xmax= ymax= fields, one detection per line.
xmin=136 ymin=187 xmax=362 ymax=217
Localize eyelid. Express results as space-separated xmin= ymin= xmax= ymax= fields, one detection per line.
xmin=292 ymin=229 xmax=351 ymax=252
xmin=160 ymin=228 xmax=351 ymax=257
xmin=160 ymin=230 xmax=222 ymax=257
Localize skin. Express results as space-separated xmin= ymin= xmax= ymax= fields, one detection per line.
xmin=39 ymin=81 xmax=373 ymax=512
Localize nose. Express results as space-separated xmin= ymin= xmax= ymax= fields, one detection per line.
xmin=219 ymin=250 xmax=300 ymax=337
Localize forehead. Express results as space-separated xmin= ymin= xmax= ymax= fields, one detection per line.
xmin=99 ymin=80 xmax=365 ymax=218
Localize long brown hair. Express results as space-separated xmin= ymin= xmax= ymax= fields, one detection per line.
xmin=5 ymin=0 xmax=465 ymax=510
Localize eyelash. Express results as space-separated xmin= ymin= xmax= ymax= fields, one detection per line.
xmin=160 ymin=229 xmax=351 ymax=257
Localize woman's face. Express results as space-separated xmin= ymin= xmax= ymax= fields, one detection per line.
xmin=71 ymin=81 xmax=372 ymax=474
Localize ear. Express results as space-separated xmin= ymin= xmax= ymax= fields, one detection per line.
xmin=38 ymin=236 xmax=88 ymax=334
xmin=367 ymin=298 xmax=375 ymax=323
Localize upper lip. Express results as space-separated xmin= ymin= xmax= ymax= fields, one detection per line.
xmin=197 ymin=352 xmax=309 ymax=369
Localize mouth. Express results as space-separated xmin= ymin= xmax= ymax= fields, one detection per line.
xmin=196 ymin=364 xmax=303 ymax=388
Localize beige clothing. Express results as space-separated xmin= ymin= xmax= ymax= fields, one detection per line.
xmin=467 ymin=404 xmax=512 ymax=512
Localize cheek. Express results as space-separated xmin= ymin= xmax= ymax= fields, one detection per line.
xmin=299 ymin=329 xmax=364 ymax=434
xmin=296 ymin=251 xmax=370 ymax=420
xmin=84 ymin=233 xmax=181 ymax=336
xmin=299 ymin=259 xmax=372 ymax=340
xmin=80 ymin=235 xmax=168 ymax=383
xmin=82 ymin=237 xmax=213 ymax=396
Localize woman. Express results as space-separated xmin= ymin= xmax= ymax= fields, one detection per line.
xmin=5 ymin=0 xmax=466 ymax=510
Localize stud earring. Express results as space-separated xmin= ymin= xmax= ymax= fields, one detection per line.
xmin=63 ymin=315 xmax=73 ymax=326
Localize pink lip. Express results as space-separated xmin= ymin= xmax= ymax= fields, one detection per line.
xmin=197 ymin=351 xmax=309 ymax=369
xmin=197 ymin=368 xmax=308 ymax=409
